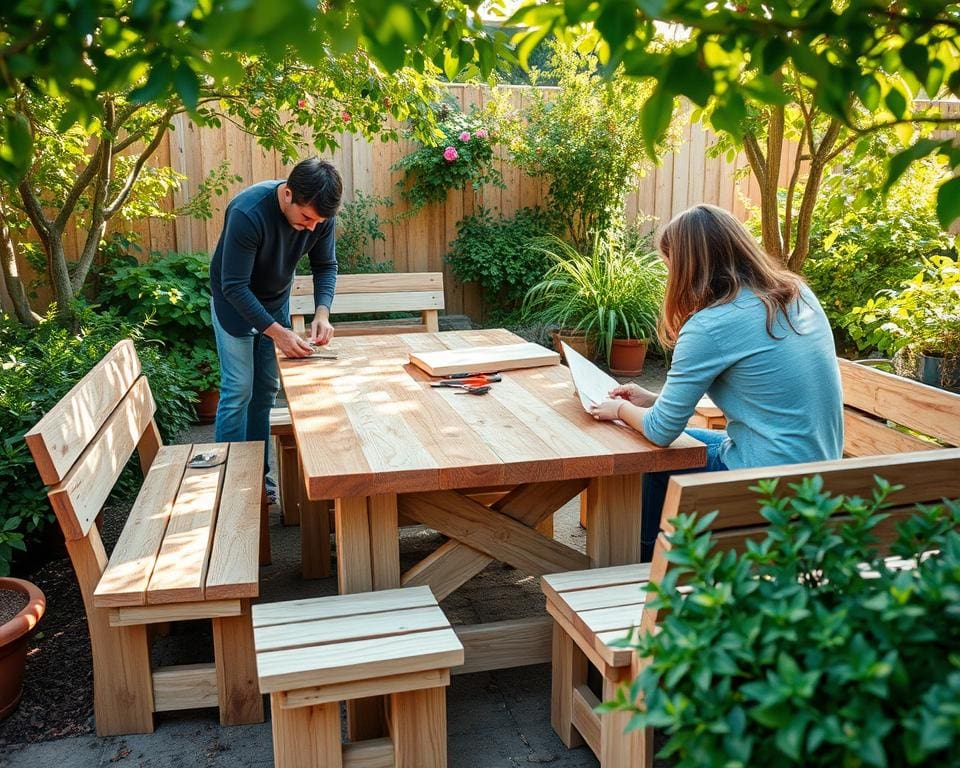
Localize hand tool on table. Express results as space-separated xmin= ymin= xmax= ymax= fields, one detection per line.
xmin=430 ymin=373 xmax=502 ymax=387
xmin=445 ymin=371 xmax=501 ymax=379
xmin=430 ymin=382 xmax=492 ymax=395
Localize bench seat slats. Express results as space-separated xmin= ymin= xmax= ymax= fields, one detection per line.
xmin=94 ymin=444 xmax=192 ymax=607
xmin=541 ymin=563 xmax=649 ymax=593
xmin=256 ymin=628 xmax=464 ymax=692
xmin=47 ymin=376 xmax=157 ymax=541
xmin=146 ymin=443 xmax=228 ymax=604
xmin=255 ymin=605 xmax=450 ymax=653
xmin=252 ymin=585 xmax=437 ymax=628
xmin=206 ymin=442 xmax=263 ymax=600
xmin=290 ymin=272 xmax=443 ymax=295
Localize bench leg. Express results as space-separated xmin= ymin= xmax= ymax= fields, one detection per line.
xmin=212 ymin=599 xmax=264 ymax=726
xmin=270 ymin=695 xmax=342 ymax=768
xmin=278 ymin=434 xmax=301 ymax=526
xmin=260 ymin=489 xmax=272 ymax=566
xmin=389 ymin=686 xmax=447 ymax=768
xmin=601 ymin=676 xmax=648 ymax=768
xmin=551 ymin=622 xmax=587 ymax=749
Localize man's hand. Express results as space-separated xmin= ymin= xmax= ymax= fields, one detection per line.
xmin=265 ymin=323 xmax=313 ymax=358
xmin=609 ymin=382 xmax=658 ymax=408
xmin=311 ymin=307 xmax=334 ymax=345
xmin=589 ymin=400 xmax=625 ymax=421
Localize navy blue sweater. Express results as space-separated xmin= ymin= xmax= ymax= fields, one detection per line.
xmin=210 ymin=180 xmax=337 ymax=336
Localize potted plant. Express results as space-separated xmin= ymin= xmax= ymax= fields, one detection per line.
xmin=166 ymin=344 xmax=221 ymax=424
xmin=604 ymin=476 xmax=960 ymax=765
xmin=522 ymin=230 xmax=666 ymax=374
xmin=0 ymin=577 xmax=46 ymax=719
xmin=847 ymin=255 xmax=960 ymax=390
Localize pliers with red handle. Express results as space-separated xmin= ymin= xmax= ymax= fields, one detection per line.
xmin=430 ymin=373 xmax=502 ymax=387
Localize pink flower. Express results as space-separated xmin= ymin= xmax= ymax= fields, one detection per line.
xmin=459 ymin=131 xmax=471 ymax=142
xmin=297 ymin=98 xmax=307 ymax=109
xmin=475 ymin=128 xmax=488 ymax=139
xmin=341 ymin=110 xmax=351 ymax=123
xmin=443 ymin=146 xmax=459 ymax=162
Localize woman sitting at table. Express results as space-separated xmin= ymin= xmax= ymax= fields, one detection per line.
xmin=589 ymin=204 xmax=843 ymax=561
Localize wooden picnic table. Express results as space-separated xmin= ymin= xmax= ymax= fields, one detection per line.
xmin=279 ymin=326 xmax=703 ymax=662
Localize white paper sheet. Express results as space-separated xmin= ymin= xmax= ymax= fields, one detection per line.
xmin=561 ymin=341 xmax=621 ymax=412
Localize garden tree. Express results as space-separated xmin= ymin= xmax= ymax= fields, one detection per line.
xmin=0 ymin=50 xmax=444 ymax=325
xmin=505 ymin=1 xmax=960 ymax=232
xmin=0 ymin=0 xmax=512 ymax=185
xmin=492 ymin=37 xmax=673 ymax=248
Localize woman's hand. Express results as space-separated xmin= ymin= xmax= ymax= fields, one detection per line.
xmin=608 ymin=382 xmax=658 ymax=408
xmin=589 ymin=400 xmax=624 ymax=421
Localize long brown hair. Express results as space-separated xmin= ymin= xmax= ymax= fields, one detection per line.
xmin=656 ymin=204 xmax=804 ymax=348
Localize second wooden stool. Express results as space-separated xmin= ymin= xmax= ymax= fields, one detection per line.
xmin=253 ymin=586 xmax=464 ymax=768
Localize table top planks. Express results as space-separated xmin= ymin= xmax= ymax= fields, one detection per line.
xmin=279 ymin=330 xmax=706 ymax=500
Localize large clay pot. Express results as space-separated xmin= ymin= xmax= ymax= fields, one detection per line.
xmin=609 ymin=338 xmax=649 ymax=377
xmin=551 ymin=329 xmax=596 ymax=362
xmin=919 ymin=353 xmax=960 ymax=391
xmin=0 ymin=577 xmax=46 ymax=720
xmin=195 ymin=388 xmax=220 ymax=425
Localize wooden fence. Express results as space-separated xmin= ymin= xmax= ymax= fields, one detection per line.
xmin=34 ymin=86 xmax=960 ymax=319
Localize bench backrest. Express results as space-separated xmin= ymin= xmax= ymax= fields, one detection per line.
xmin=288 ymin=272 xmax=445 ymax=336
xmin=839 ymin=358 xmax=960 ymax=455
xmin=25 ymin=340 xmax=161 ymax=542
xmin=644 ymin=448 xmax=960 ymax=632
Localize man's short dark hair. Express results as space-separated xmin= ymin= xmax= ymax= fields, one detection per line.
xmin=287 ymin=158 xmax=343 ymax=218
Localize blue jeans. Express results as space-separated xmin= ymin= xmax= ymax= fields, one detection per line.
xmin=641 ymin=428 xmax=729 ymax=562
xmin=211 ymin=300 xmax=287 ymax=482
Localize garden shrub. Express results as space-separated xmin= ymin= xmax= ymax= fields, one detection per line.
xmin=606 ymin=475 xmax=960 ymax=767
xmin=803 ymin=145 xmax=956 ymax=352
xmin=297 ymin=190 xmax=394 ymax=276
xmin=392 ymin=103 xmax=501 ymax=212
xmin=446 ymin=206 xmax=556 ymax=314
xmin=0 ymin=305 xmax=195 ymax=575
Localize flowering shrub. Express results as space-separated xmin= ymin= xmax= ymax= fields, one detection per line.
xmin=393 ymin=105 xmax=503 ymax=211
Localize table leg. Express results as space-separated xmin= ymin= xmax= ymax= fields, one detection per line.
xmin=585 ymin=473 xmax=643 ymax=566
xmin=335 ymin=493 xmax=400 ymax=741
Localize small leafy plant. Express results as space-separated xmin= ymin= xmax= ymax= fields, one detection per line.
xmin=522 ymin=228 xmax=666 ymax=364
xmin=297 ymin=190 xmax=394 ymax=275
xmin=393 ymin=104 xmax=502 ymax=212
xmin=605 ymin=475 xmax=960 ymax=767
xmin=446 ymin=206 xmax=556 ymax=311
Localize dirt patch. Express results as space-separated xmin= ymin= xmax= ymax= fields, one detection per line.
xmin=0 ymin=589 xmax=28 ymax=625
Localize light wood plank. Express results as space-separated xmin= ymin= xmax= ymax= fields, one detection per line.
xmin=146 ymin=443 xmax=227 ymax=604
xmin=542 ymin=563 xmax=650 ymax=594
xmin=206 ymin=441 xmax=262 ymax=600
xmin=409 ymin=342 xmax=560 ymax=377
xmin=843 ymin=408 xmax=938 ymax=457
xmin=213 ymin=599 xmax=264 ymax=725
xmin=401 ymin=539 xmax=490 ymax=600
xmin=256 ymin=628 xmax=464 ymax=692
xmin=839 ymin=357 xmax=960 ymax=445
xmin=109 ymin=599 xmax=241 ymax=626
xmin=152 ymin=663 xmax=219 ymax=712
xmin=571 ymin=685 xmax=601 ymax=757
xmin=46 ymin=377 xmax=157 ymax=540
xmin=453 ymin=616 xmax=553 ymax=675
xmin=400 ymin=491 xmax=589 ymax=576
xmin=291 ymin=272 xmax=444 ymax=295
xmin=586 ymin=472 xmax=644 ymax=567
xmin=282 ymin=669 xmax=449 ymax=708
xmin=551 ymin=623 xmax=587 ymax=749
xmin=95 ymin=444 xmax=192 ymax=607
xmin=390 ymin=686 xmax=447 ymax=768
xmin=368 ymin=494 xmax=400 ymax=590
xmin=270 ymin=696 xmax=342 ymax=768
xmin=342 ymin=739 xmax=394 ymax=768
xmin=25 ymin=339 xmax=141 ymax=484
xmin=336 ymin=496 xmax=374 ymax=595
xmin=253 ymin=586 xmax=437 ymax=628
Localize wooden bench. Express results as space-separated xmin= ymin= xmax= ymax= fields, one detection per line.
xmin=543 ymin=448 xmax=960 ymax=767
xmin=24 ymin=340 xmax=266 ymax=736
xmin=272 ymin=271 xmax=445 ymax=578
xmin=253 ymin=586 xmax=464 ymax=768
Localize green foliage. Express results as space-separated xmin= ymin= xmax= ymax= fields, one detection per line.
xmin=0 ymin=305 xmax=195 ymax=575
xmin=846 ymin=256 xmax=960 ymax=358
xmin=446 ymin=206 xmax=556 ymax=310
xmin=508 ymin=0 xmax=960 ymax=226
xmin=494 ymin=37 xmax=664 ymax=248
xmin=333 ymin=192 xmax=394 ymax=275
xmin=0 ymin=0 xmax=514 ymax=185
xmin=609 ymin=475 xmax=960 ymax=767
xmin=522 ymin=228 xmax=666 ymax=364
xmin=393 ymin=105 xmax=502 ymax=212
xmin=804 ymin=144 xmax=957 ymax=351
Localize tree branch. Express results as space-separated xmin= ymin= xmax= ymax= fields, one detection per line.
xmin=104 ymin=107 xmax=175 ymax=219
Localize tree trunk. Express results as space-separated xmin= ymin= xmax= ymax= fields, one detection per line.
xmin=0 ymin=207 xmax=39 ymax=324
xmin=788 ymin=118 xmax=842 ymax=273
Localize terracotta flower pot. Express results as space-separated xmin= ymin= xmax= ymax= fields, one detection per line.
xmin=609 ymin=338 xmax=649 ymax=377
xmin=0 ymin=577 xmax=46 ymax=720
xmin=195 ymin=388 xmax=220 ymax=425
xmin=551 ymin=329 xmax=596 ymax=362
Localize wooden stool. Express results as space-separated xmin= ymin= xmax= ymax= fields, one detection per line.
xmin=688 ymin=395 xmax=726 ymax=430
xmin=253 ymin=586 xmax=464 ymax=768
